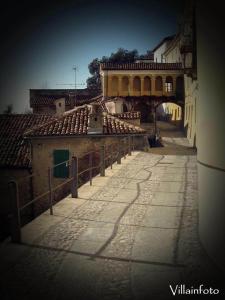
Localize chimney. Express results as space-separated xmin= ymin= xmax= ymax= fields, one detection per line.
xmin=88 ymin=103 xmax=104 ymax=134
xmin=54 ymin=98 xmax=65 ymax=116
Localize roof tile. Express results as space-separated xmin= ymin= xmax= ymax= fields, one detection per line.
xmin=0 ymin=114 xmax=55 ymax=168
xmin=25 ymin=105 xmax=145 ymax=137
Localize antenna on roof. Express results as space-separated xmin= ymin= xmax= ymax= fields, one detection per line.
xmin=73 ymin=66 xmax=77 ymax=107
xmin=56 ymin=66 xmax=86 ymax=107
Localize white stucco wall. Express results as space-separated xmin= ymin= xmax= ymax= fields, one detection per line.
xmin=154 ymin=43 xmax=167 ymax=63
xmin=197 ymin=1 xmax=225 ymax=271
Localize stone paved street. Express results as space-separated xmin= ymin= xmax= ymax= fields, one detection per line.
xmin=0 ymin=137 xmax=220 ymax=300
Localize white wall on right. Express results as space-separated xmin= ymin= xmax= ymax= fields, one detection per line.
xmin=197 ymin=0 xmax=225 ymax=271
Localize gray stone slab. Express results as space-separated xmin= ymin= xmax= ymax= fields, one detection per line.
xmin=123 ymin=179 xmax=141 ymax=190
xmin=142 ymin=206 xmax=182 ymax=228
xmin=52 ymin=254 xmax=103 ymax=300
xmin=91 ymin=187 xmax=120 ymax=201
xmin=131 ymin=263 xmax=182 ymax=300
xmin=134 ymin=169 xmax=150 ymax=180
xmin=95 ymin=202 xmax=127 ymax=223
xmin=140 ymin=180 xmax=185 ymax=193
xmin=150 ymin=173 xmax=186 ymax=182
xmin=75 ymin=221 xmax=114 ymax=242
xmin=113 ymin=188 xmax=137 ymax=203
xmin=151 ymin=192 xmax=185 ymax=206
xmin=132 ymin=227 xmax=177 ymax=264
xmin=153 ymin=166 xmax=186 ymax=174
xmin=71 ymin=239 xmax=104 ymax=254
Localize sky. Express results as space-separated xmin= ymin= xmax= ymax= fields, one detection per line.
xmin=0 ymin=0 xmax=185 ymax=113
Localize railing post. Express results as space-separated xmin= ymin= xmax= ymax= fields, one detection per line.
xmin=71 ymin=156 xmax=78 ymax=198
xmin=123 ymin=139 xmax=126 ymax=159
xmin=8 ymin=181 xmax=21 ymax=243
xmin=48 ymin=167 xmax=53 ymax=215
xmin=117 ymin=142 xmax=121 ymax=164
xmin=100 ymin=145 xmax=105 ymax=176
xmin=89 ymin=152 xmax=92 ymax=186
xmin=110 ymin=153 xmax=113 ymax=169
xmin=128 ymin=136 xmax=132 ymax=156
xmin=132 ymin=136 xmax=135 ymax=151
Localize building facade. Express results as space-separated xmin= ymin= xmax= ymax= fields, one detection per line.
xmin=163 ymin=2 xmax=197 ymax=147
xmin=24 ymin=105 xmax=147 ymax=211
xmin=100 ymin=62 xmax=184 ymax=122
xmin=152 ymin=35 xmax=175 ymax=63
xmin=30 ymin=89 xmax=100 ymax=114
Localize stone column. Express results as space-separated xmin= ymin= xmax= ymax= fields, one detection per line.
xmin=108 ymin=76 xmax=112 ymax=96
xmin=129 ymin=75 xmax=134 ymax=96
xmin=103 ymin=74 xmax=108 ymax=97
xmin=118 ymin=77 xmax=122 ymax=96
xmin=151 ymin=75 xmax=155 ymax=95
xmin=162 ymin=76 xmax=166 ymax=95
xmin=141 ymin=77 xmax=144 ymax=96
xmin=173 ymin=76 xmax=176 ymax=94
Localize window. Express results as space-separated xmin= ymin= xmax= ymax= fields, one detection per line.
xmin=165 ymin=76 xmax=173 ymax=92
xmin=53 ymin=149 xmax=69 ymax=178
xmin=165 ymin=82 xmax=173 ymax=92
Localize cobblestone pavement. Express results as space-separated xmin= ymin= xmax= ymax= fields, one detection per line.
xmin=0 ymin=149 xmax=220 ymax=300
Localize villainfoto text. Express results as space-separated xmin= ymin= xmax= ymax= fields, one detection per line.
xmin=169 ymin=284 xmax=220 ymax=296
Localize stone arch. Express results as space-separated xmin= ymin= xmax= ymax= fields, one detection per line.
xmin=122 ymin=76 xmax=129 ymax=91
xmin=156 ymin=101 xmax=183 ymax=122
xmin=111 ymin=76 xmax=118 ymax=93
xmin=144 ymin=76 xmax=151 ymax=91
xmin=133 ymin=76 xmax=141 ymax=92
xmin=165 ymin=76 xmax=173 ymax=92
xmin=155 ymin=76 xmax=163 ymax=91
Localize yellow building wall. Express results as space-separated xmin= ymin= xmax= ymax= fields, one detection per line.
xmin=164 ymin=103 xmax=182 ymax=121
xmin=101 ymin=72 xmax=183 ymax=98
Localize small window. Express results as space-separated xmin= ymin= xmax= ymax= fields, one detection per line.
xmin=58 ymin=102 xmax=61 ymax=107
xmin=165 ymin=82 xmax=173 ymax=92
xmin=53 ymin=149 xmax=69 ymax=178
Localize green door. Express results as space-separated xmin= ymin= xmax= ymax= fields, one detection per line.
xmin=53 ymin=149 xmax=69 ymax=178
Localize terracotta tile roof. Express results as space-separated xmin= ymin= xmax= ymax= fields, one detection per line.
xmin=103 ymin=115 xmax=144 ymax=134
xmin=0 ymin=114 xmax=55 ymax=168
xmin=111 ymin=111 xmax=141 ymax=120
xmin=101 ymin=62 xmax=183 ymax=70
xmin=30 ymin=94 xmax=95 ymax=107
xmin=25 ymin=105 xmax=145 ymax=137
xmin=25 ymin=106 xmax=89 ymax=137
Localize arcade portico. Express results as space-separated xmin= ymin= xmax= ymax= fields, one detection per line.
xmin=100 ymin=62 xmax=184 ymax=122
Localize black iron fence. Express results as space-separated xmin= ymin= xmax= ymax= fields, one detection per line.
xmin=8 ymin=136 xmax=135 ymax=244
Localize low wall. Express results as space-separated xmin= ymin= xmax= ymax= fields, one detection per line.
xmin=30 ymin=135 xmax=147 ymax=216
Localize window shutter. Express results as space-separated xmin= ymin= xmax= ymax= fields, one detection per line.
xmin=53 ymin=149 xmax=69 ymax=178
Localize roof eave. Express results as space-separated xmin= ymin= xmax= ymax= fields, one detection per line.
xmin=24 ymin=132 xmax=146 ymax=140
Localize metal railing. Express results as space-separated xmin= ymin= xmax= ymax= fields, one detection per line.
xmin=8 ymin=136 xmax=135 ymax=243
